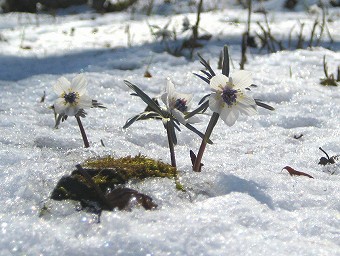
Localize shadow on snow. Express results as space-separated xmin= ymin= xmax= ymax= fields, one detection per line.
xmin=0 ymin=35 xmax=338 ymax=82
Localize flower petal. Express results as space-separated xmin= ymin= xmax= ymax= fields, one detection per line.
xmin=64 ymin=105 xmax=80 ymax=116
xmin=209 ymin=93 xmax=223 ymax=114
xmin=220 ymin=107 xmax=239 ymax=126
xmin=54 ymin=98 xmax=82 ymax=116
xmin=53 ymin=77 xmax=71 ymax=95
xmin=161 ymin=79 xmax=175 ymax=108
xmin=237 ymin=92 xmax=256 ymax=106
xmin=171 ymin=109 xmax=186 ymax=125
xmin=174 ymin=92 xmax=193 ymax=105
xmin=230 ymin=70 xmax=253 ymax=89
xmin=210 ymin=74 xmax=229 ymax=92
xmin=165 ymin=79 xmax=194 ymax=111
xmin=160 ymin=92 xmax=168 ymax=107
xmin=53 ymin=98 xmax=67 ymax=114
xmin=78 ymin=95 xmax=93 ymax=109
xmin=71 ymin=74 xmax=87 ymax=95
xmin=236 ymin=103 xmax=258 ymax=116
xmin=166 ymin=79 xmax=175 ymax=95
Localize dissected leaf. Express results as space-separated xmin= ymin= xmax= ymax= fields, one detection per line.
xmin=200 ymin=69 xmax=213 ymax=79
xmin=193 ymin=72 xmax=210 ymax=84
xmin=144 ymin=98 xmax=160 ymax=112
xmin=124 ymin=80 xmax=164 ymax=117
xmin=123 ymin=111 xmax=161 ymax=129
xmin=185 ymin=100 xmax=209 ymax=119
xmin=197 ymin=53 xmax=215 ymax=77
xmin=198 ymin=94 xmax=210 ymax=105
xmin=282 ymin=166 xmax=314 ymax=178
xmin=92 ymin=100 xmax=106 ymax=109
xmin=123 ymin=114 xmax=140 ymax=129
xmin=185 ymin=123 xmax=213 ymax=144
xmin=255 ymin=99 xmax=275 ymax=111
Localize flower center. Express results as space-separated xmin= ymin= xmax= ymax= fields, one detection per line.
xmin=64 ymin=92 xmax=78 ymax=104
xmin=174 ymin=98 xmax=188 ymax=112
xmin=222 ymin=87 xmax=238 ymax=106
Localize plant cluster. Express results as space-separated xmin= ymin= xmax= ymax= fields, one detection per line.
xmin=240 ymin=1 xmax=336 ymax=70
xmin=49 ymin=45 xmax=275 ymax=213
xmin=320 ymin=56 xmax=339 ymax=86
xmin=51 ymin=45 xmax=274 ymax=171
xmin=148 ymin=0 xmax=211 ymax=59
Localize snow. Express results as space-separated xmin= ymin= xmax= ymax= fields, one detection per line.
xmin=0 ymin=0 xmax=339 ymax=255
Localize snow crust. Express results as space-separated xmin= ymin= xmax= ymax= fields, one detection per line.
xmin=0 ymin=0 xmax=339 ymax=255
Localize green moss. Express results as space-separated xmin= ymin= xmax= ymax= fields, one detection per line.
xmin=83 ymin=154 xmax=177 ymax=181
xmin=175 ymin=180 xmax=186 ymax=192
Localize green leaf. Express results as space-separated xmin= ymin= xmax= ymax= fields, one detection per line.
xmin=255 ymin=99 xmax=275 ymax=111
xmin=123 ymin=115 xmax=140 ymax=129
xmin=92 ymin=100 xmax=106 ymax=109
xmin=198 ymin=94 xmax=211 ymax=105
xmin=123 ymin=111 xmax=162 ymax=129
xmin=124 ymin=80 xmax=164 ymax=117
xmin=200 ymin=69 xmax=213 ymax=79
xmin=185 ymin=100 xmax=209 ymax=120
xmin=194 ymin=73 xmax=210 ymax=84
xmin=185 ymin=123 xmax=213 ymax=144
xmin=197 ymin=53 xmax=215 ymax=77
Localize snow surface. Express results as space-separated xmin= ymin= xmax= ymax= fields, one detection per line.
xmin=0 ymin=1 xmax=339 ymax=255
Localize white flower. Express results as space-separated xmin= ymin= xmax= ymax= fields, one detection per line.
xmin=161 ymin=79 xmax=200 ymax=124
xmin=209 ymin=72 xmax=257 ymax=126
xmin=53 ymin=74 xmax=92 ymax=116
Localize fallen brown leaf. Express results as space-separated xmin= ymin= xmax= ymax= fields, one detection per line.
xmin=282 ymin=166 xmax=314 ymax=179
xmin=106 ymin=187 xmax=157 ymax=211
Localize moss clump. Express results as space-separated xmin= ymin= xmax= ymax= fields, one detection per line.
xmin=83 ymin=154 xmax=177 ymax=181
xmin=51 ymin=155 xmax=177 ymax=209
xmin=175 ymin=180 xmax=186 ymax=192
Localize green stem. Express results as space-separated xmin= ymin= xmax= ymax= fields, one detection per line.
xmin=193 ymin=112 xmax=219 ymax=172
xmin=76 ymin=116 xmax=90 ymax=148
xmin=166 ymin=121 xmax=176 ymax=167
